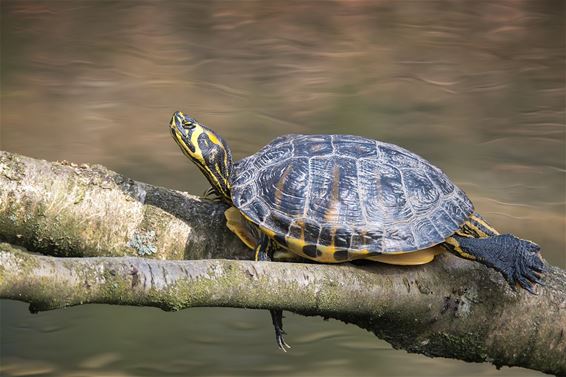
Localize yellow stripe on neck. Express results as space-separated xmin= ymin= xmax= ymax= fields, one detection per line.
xmin=178 ymin=128 xmax=230 ymax=200
xmin=190 ymin=128 xmax=206 ymax=163
xmin=208 ymin=132 xmax=221 ymax=146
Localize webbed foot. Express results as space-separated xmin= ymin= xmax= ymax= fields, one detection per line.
xmin=499 ymin=242 xmax=546 ymax=294
xmin=451 ymin=234 xmax=546 ymax=294
xmin=271 ymin=309 xmax=291 ymax=351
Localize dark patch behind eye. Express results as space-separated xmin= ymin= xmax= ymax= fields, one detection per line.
xmin=198 ymin=133 xmax=211 ymax=150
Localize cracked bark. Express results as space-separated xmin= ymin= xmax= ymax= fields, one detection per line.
xmin=0 ymin=151 xmax=564 ymax=376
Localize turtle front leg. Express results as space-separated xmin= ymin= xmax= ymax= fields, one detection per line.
xmin=255 ymin=233 xmax=292 ymax=351
xmin=225 ymin=207 xmax=259 ymax=251
xmin=203 ymin=186 xmax=224 ymax=202
xmin=443 ymin=234 xmax=545 ymax=293
xmin=254 ymin=232 xmax=278 ymax=261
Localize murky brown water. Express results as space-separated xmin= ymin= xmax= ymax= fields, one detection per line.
xmin=1 ymin=1 xmax=564 ymax=376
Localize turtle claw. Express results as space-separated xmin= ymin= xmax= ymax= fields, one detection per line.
xmin=203 ymin=187 xmax=223 ymax=202
xmin=517 ymin=276 xmax=537 ymax=295
xmin=503 ymin=242 xmax=545 ymax=295
xmin=271 ymin=309 xmax=291 ymax=352
xmin=524 ymin=269 xmax=545 ymax=287
xmin=276 ymin=330 xmax=292 ymax=352
xmin=531 ymin=259 xmax=547 ymax=274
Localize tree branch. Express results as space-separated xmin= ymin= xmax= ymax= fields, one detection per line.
xmin=0 ymin=151 xmax=245 ymax=260
xmin=0 ymin=151 xmax=564 ymax=375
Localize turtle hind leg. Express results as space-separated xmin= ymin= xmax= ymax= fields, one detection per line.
xmin=271 ymin=309 xmax=291 ymax=351
xmin=255 ymin=234 xmax=291 ymax=350
xmin=444 ymin=234 xmax=546 ymax=294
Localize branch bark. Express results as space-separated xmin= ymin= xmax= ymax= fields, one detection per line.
xmin=0 ymin=151 xmax=245 ymax=260
xmin=0 ymin=151 xmax=564 ymax=375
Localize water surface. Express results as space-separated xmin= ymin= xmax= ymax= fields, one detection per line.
xmin=1 ymin=1 xmax=564 ymax=376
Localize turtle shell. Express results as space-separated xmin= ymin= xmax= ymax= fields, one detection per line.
xmin=230 ymin=134 xmax=473 ymax=261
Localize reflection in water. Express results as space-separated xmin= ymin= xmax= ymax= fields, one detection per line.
xmin=1 ymin=1 xmax=563 ymax=376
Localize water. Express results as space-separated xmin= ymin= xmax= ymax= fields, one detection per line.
xmin=1 ymin=1 xmax=564 ymax=376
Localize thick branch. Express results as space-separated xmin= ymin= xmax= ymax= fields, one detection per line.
xmin=0 ymin=151 xmax=246 ymax=260
xmin=1 ymin=151 xmax=565 ymax=375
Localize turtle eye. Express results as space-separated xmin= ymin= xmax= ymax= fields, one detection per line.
xmin=183 ymin=122 xmax=196 ymax=130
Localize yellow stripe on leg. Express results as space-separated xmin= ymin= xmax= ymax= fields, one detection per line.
xmin=470 ymin=214 xmax=500 ymax=236
xmin=444 ymin=236 xmax=476 ymax=260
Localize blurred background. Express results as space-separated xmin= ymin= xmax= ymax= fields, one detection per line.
xmin=1 ymin=1 xmax=564 ymax=376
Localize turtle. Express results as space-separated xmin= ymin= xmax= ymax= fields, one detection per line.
xmin=168 ymin=111 xmax=545 ymax=350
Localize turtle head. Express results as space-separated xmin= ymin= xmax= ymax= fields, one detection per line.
xmin=170 ymin=111 xmax=233 ymax=202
